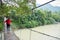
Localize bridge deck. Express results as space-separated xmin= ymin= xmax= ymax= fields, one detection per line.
xmin=4 ymin=28 xmax=19 ymax=40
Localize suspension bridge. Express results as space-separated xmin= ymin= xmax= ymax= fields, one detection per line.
xmin=0 ymin=0 xmax=60 ymax=40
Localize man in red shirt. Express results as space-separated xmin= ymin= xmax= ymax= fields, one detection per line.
xmin=5 ymin=17 xmax=11 ymax=31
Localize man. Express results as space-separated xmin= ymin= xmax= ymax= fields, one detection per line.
xmin=5 ymin=17 xmax=11 ymax=32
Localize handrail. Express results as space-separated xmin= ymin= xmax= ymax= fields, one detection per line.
xmin=28 ymin=29 xmax=60 ymax=40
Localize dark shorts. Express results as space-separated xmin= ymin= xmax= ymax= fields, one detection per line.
xmin=7 ymin=24 xmax=10 ymax=31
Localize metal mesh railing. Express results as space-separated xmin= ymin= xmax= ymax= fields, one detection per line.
xmin=14 ymin=28 xmax=60 ymax=40
xmin=28 ymin=29 xmax=60 ymax=40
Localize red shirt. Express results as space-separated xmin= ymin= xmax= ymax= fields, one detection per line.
xmin=6 ymin=19 xmax=11 ymax=24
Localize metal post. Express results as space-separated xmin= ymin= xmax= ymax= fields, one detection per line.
xmin=20 ymin=30 xmax=21 ymax=40
xmin=0 ymin=31 xmax=4 ymax=40
xmin=29 ymin=29 xmax=31 ymax=40
xmin=2 ymin=32 xmax=4 ymax=40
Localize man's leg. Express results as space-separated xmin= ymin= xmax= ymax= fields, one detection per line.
xmin=7 ymin=27 xmax=10 ymax=34
xmin=7 ymin=24 xmax=10 ymax=34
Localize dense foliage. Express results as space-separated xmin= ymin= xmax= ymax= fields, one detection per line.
xmin=11 ymin=10 xmax=60 ymax=29
xmin=0 ymin=9 xmax=60 ymax=30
